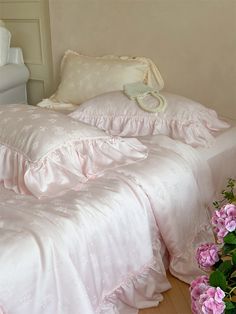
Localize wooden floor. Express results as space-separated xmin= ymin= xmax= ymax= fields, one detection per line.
xmin=139 ymin=272 xmax=192 ymax=314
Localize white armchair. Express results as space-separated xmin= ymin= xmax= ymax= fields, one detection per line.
xmin=0 ymin=47 xmax=30 ymax=105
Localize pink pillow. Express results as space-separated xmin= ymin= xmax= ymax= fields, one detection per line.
xmin=0 ymin=104 xmax=148 ymax=198
xmin=69 ymin=91 xmax=230 ymax=147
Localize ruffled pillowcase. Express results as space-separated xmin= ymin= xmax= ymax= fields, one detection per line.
xmin=38 ymin=50 xmax=164 ymax=110
xmin=69 ymin=91 xmax=230 ymax=147
xmin=0 ymin=104 xmax=148 ymax=198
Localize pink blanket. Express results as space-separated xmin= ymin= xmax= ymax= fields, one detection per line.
xmin=0 ymin=135 xmax=215 ymax=314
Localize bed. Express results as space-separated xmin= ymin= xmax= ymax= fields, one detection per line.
xmin=0 ymin=51 xmax=235 ymax=314
xmin=0 ymin=121 xmax=235 ymax=314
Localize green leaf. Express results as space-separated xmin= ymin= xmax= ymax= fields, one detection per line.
xmin=227 ymin=178 xmax=236 ymax=189
xmin=217 ymin=260 xmax=233 ymax=275
xmin=232 ymin=252 xmax=236 ymax=265
xmin=230 ymin=270 xmax=236 ymax=279
xmin=224 ymin=244 xmax=236 ymax=254
xmin=225 ymin=301 xmax=236 ymax=310
xmin=224 ymin=191 xmax=235 ymax=201
xmin=209 ymin=270 xmax=227 ymax=290
xmin=213 ymin=201 xmax=220 ymax=209
xmin=225 ymin=309 xmax=236 ymax=314
xmin=224 ymin=233 xmax=236 ymax=245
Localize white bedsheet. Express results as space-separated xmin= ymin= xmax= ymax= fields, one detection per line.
xmin=197 ymin=123 xmax=236 ymax=199
xmin=0 ymin=134 xmax=229 ymax=314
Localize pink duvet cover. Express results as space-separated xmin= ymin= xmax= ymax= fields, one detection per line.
xmin=0 ymin=135 xmax=217 ymax=314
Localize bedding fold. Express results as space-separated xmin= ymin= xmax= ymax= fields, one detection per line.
xmin=0 ymin=137 xmax=147 ymax=198
xmin=115 ymin=135 xmax=215 ymax=283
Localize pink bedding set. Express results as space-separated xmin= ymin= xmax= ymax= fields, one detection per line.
xmin=0 ymin=133 xmax=218 ymax=314
xmin=0 ymin=97 xmax=235 ymax=313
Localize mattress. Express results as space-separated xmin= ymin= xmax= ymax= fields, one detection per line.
xmin=196 ymin=120 xmax=236 ymax=199
xmin=0 ymin=126 xmax=235 ymax=314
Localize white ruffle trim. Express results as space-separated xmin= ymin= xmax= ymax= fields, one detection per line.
xmin=0 ymin=137 xmax=148 ymax=198
xmin=72 ymin=110 xmax=230 ymax=147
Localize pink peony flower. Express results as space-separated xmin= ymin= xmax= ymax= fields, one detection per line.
xmin=211 ymin=203 xmax=236 ymax=242
xmin=190 ymin=276 xmax=209 ymax=314
xmin=190 ymin=278 xmax=225 ymax=314
xmin=191 ymin=200 xmax=236 ymax=313
xmin=190 ymin=275 xmax=209 ymax=290
xmin=225 ymin=217 xmax=236 ymax=232
xmin=196 ymin=243 xmax=219 ymax=269
xmin=199 ymin=287 xmax=225 ymax=314
xmin=225 ymin=203 xmax=236 ymax=216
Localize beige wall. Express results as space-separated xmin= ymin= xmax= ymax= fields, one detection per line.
xmin=49 ymin=0 xmax=236 ymax=119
